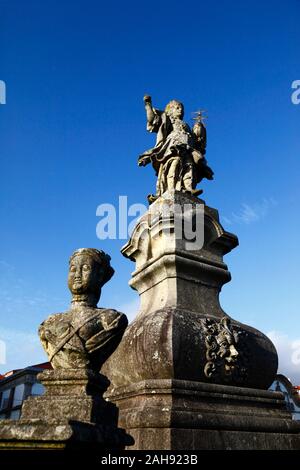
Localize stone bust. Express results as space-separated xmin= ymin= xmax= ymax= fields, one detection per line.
xmin=39 ymin=248 xmax=128 ymax=371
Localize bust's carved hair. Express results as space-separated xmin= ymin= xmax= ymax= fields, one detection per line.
xmin=69 ymin=248 xmax=114 ymax=287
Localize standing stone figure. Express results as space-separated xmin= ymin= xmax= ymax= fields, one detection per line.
xmin=39 ymin=248 xmax=128 ymax=371
xmin=138 ymin=95 xmax=214 ymax=202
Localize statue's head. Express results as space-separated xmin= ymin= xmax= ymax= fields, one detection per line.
xmin=68 ymin=248 xmax=114 ymax=304
xmin=165 ymin=100 xmax=184 ymax=119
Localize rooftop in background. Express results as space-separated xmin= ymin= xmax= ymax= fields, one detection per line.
xmin=0 ymin=362 xmax=51 ymax=380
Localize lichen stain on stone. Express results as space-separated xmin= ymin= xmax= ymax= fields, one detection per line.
xmin=152 ymin=351 xmax=160 ymax=361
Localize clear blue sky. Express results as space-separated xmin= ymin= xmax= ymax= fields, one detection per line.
xmin=0 ymin=0 xmax=299 ymax=380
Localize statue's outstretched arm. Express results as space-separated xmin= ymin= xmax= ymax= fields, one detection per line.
xmin=138 ymin=95 xmax=163 ymax=167
xmin=143 ymin=95 xmax=161 ymax=133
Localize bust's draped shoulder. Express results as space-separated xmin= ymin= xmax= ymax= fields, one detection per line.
xmin=84 ymin=308 xmax=128 ymax=354
xmin=38 ymin=307 xmax=128 ymax=370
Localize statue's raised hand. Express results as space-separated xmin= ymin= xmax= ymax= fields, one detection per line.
xmin=143 ymin=95 xmax=152 ymax=105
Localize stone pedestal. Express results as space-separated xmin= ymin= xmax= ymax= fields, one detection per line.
xmin=0 ymin=369 xmax=131 ymax=450
xmin=103 ymin=190 xmax=300 ymax=449
xmin=108 ymin=379 xmax=300 ymax=450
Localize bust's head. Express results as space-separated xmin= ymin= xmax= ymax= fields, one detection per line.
xmin=165 ymin=100 xmax=184 ymax=119
xmin=68 ymin=248 xmax=114 ymax=306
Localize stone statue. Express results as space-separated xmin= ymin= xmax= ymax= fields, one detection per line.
xmin=39 ymin=248 xmax=128 ymax=371
xmin=138 ymin=95 xmax=214 ymax=202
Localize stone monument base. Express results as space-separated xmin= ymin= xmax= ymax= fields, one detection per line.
xmin=106 ymin=379 xmax=300 ymax=450
xmin=0 ymin=369 xmax=131 ymax=451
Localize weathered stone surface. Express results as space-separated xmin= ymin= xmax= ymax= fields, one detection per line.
xmin=0 ymin=420 xmax=129 ymax=450
xmin=0 ymin=368 xmax=132 ymax=450
xmin=103 ymin=191 xmax=278 ymax=390
xmin=21 ymin=369 xmax=116 ymax=423
xmin=107 ymin=379 xmax=300 ymax=450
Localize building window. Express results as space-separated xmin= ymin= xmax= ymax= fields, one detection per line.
xmin=12 ymin=384 xmax=25 ymax=407
xmin=31 ymin=383 xmax=45 ymax=396
xmin=9 ymin=409 xmax=21 ymax=420
xmin=0 ymin=389 xmax=11 ymax=410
